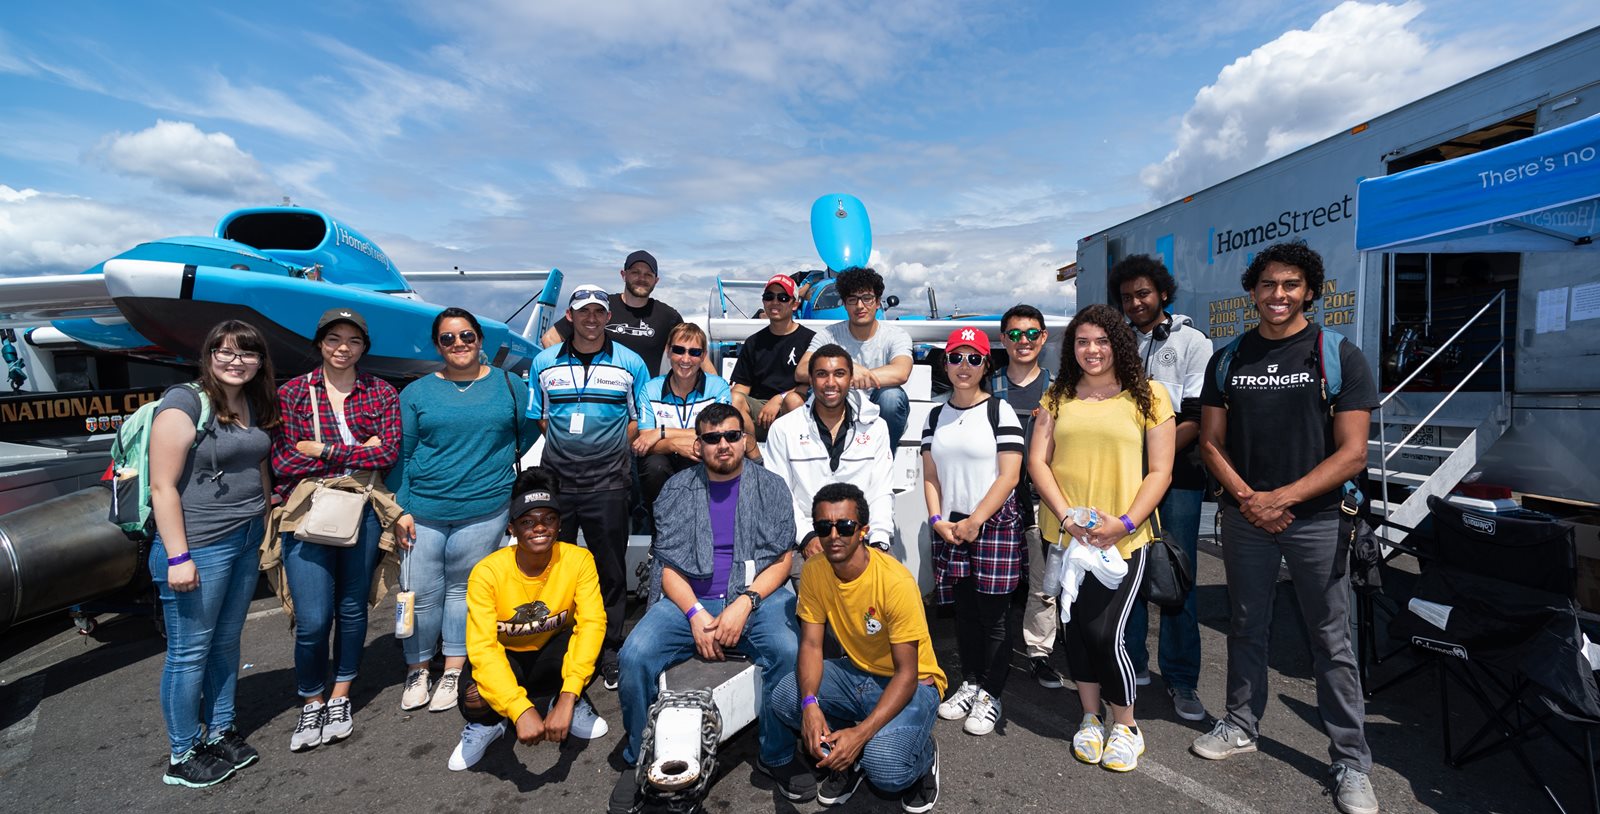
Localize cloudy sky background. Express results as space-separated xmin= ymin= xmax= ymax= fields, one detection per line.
xmin=0 ymin=1 xmax=1590 ymax=324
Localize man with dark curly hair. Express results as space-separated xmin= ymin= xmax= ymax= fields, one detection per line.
xmin=787 ymin=267 xmax=914 ymax=449
xmin=1193 ymin=242 xmax=1379 ymax=814
xmin=1109 ymin=255 xmax=1213 ymax=722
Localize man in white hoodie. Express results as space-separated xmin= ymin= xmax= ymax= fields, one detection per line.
xmin=1113 ymin=255 xmax=1214 ymax=723
xmin=765 ymin=343 xmax=896 ymax=557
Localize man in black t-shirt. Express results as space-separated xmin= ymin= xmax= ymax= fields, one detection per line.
xmin=543 ymin=250 xmax=714 ymax=377
xmin=730 ymin=274 xmax=815 ymax=444
xmin=1192 ymin=242 xmax=1380 ymax=814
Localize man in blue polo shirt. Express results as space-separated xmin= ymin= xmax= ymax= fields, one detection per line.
xmin=528 ymin=284 xmax=654 ymax=689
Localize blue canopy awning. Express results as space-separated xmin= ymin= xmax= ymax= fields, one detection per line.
xmin=1355 ymin=113 xmax=1600 ymax=254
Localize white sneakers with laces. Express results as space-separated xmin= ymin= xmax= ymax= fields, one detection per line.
xmin=963 ymin=690 xmax=1001 ymax=736
xmin=400 ymin=668 xmax=430 ymax=711
xmin=1072 ymin=712 xmax=1106 ymax=764
xmin=429 ymin=668 xmax=462 ymax=712
xmin=937 ymin=681 xmax=980 ymax=721
xmin=321 ymin=697 xmax=354 ymax=745
xmin=289 ymin=701 xmax=326 ymax=752
xmin=448 ymin=721 xmax=506 ymax=771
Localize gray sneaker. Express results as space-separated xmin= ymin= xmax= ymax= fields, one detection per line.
xmin=1170 ymin=687 xmax=1207 ymax=722
xmin=1331 ymin=764 xmax=1379 ymax=814
xmin=1190 ymin=719 xmax=1257 ymax=760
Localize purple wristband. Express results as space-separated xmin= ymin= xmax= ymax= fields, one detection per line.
xmin=801 ymin=694 xmax=818 ymax=709
xmin=167 ymin=552 xmax=192 ymax=566
xmin=1119 ymin=514 xmax=1137 ymax=534
xmin=686 ymin=602 xmax=704 ymax=621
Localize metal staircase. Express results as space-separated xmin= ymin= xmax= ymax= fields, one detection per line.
xmin=1368 ymin=291 xmax=1511 ymax=538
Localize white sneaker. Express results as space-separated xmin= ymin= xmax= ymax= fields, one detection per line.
xmin=1101 ymin=723 xmax=1145 ymax=772
xmin=321 ymin=697 xmax=354 ymax=745
xmin=1072 ymin=712 xmax=1106 ymax=764
xmin=963 ymin=690 xmax=1001 ymax=736
xmin=289 ymin=701 xmax=325 ymax=752
xmin=400 ymin=669 xmax=430 ymax=711
xmin=562 ymin=695 xmax=609 ymax=740
xmin=429 ymin=668 xmax=462 ymax=712
xmin=938 ymin=681 xmax=980 ymax=721
xmin=447 ymin=721 xmax=505 ymax=771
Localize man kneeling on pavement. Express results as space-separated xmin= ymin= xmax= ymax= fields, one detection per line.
xmin=610 ymin=402 xmax=808 ymax=810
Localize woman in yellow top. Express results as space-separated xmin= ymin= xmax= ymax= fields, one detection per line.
xmin=1029 ymin=303 xmax=1174 ymax=775
xmin=448 ymin=467 xmax=608 ymax=773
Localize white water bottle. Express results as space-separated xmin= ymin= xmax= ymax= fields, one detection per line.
xmin=1067 ymin=506 xmax=1102 ymax=531
xmin=394 ymin=549 xmax=415 ymax=638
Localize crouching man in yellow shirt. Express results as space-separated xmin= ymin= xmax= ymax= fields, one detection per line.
xmin=448 ymin=467 xmax=608 ymax=771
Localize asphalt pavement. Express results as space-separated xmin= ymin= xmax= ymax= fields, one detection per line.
xmin=0 ymin=537 xmax=1578 ymax=814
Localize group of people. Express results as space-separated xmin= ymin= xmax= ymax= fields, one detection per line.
xmin=143 ymin=241 xmax=1380 ymax=814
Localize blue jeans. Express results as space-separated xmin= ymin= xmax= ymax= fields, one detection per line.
xmin=150 ymin=516 xmax=264 ymax=757
xmin=402 ymin=506 xmax=508 ymax=664
xmin=619 ymin=590 xmax=799 ymax=767
xmin=869 ymin=386 xmax=909 ymax=449
xmin=282 ymin=505 xmax=384 ymax=697
xmin=1124 ymin=488 xmax=1203 ymax=690
xmin=770 ymin=659 xmax=939 ymax=793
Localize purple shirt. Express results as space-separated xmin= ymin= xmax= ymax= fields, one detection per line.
xmin=691 ymin=475 xmax=741 ymax=599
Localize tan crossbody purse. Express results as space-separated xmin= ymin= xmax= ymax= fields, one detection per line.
xmin=293 ymin=382 xmax=371 ymax=547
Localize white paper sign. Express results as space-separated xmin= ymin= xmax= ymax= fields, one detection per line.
xmin=1536 ymin=287 xmax=1569 ymax=334
xmin=1571 ymin=282 xmax=1600 ymax=322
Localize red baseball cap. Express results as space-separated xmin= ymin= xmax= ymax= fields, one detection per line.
xmin=765 ymin=274 xmax=797 ymax=298
xmin=944 ymin=326 xmax=991 ymax=356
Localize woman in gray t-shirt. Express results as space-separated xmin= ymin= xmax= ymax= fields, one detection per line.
xmin=147 ymin=320 xmax=279 ymax=789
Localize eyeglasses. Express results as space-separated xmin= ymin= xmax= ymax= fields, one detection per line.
xmin=212 ymin=348 xmax=262 ymax=365
xmin=670 ymin=344 xmax=705 ymax=358
xmin=842 ymin=294 xmax=878 ymax=308
xmin=698 ymin=429 xmax=746 ymax=445
xmin=812 ymin=518 xmax=861 ymax=538
xmin=945 ymin=352 xmax=985 ymax=367
xmin=762 ymin=292 xmax=794 ymax=303
xmin=436 ymin=330 xmax=479 ymax=346
xmin=1005 ymin=328 xmax=1044 ymax=342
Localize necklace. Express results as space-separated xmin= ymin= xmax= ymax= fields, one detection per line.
xmin=441 ymin=368 xmax=482 ymax=393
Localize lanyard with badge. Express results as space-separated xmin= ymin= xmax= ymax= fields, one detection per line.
xmin=566 ymin=352 xmax=591 ymax=435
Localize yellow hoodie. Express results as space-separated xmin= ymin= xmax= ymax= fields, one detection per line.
xmin=465 ymin=543 xmax=605 ymax=723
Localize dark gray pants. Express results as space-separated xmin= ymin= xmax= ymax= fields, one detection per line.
xmin=1220 ymin=505 xmax=1372 ymax=772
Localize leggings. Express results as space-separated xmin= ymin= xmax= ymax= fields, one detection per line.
xmin=952 ymin=577 xmax=1016 ymax=697
xmin=1063 ymin=546 xmax=1147 ymax=708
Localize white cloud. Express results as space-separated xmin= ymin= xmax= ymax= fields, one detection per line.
xmin=1140 ymin=1 xmax=1502 ymax=203
xmin=93 ymin=120 xmax=274 ymax=199
xmin=0 ymin=185 xmax=167 ymax=275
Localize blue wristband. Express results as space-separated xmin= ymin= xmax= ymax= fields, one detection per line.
xmin=1119 ymin=514 xmax=1137 ymax=534
xmin=685 ymin=602 xmax=704 ymax=621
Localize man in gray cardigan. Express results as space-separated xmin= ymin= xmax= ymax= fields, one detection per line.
xmin=611 ymin=403 xmax=813 ymax=812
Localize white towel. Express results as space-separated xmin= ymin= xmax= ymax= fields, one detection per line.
xmin=1053 ymin=538 xmax=1128 ymax=624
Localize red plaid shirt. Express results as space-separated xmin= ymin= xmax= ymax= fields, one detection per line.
xmin=271 ymin=369 xmax=402 ymax=499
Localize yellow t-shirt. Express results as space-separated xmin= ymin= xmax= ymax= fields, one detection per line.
xmin=465 ymin=543 xmax=606 ymax=723
xmin=1038 ymin=385 xmax=1175 ymax=559
xmin=796 ymin=548 xmax=947 ymax=696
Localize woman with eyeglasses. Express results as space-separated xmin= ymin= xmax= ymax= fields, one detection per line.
xmin=148 ymin=320 xmax=280 ymax=788
xmin=921 ymin=327 xmax=1025 ymax=738
xmin=271 ymin=308 xmax=402 ymax=752
xmin=389 ymin=307 xmax=537 ymax=714
xmin=631 ymin=322 xmax=733 ymax=523
xmin=1028 ymin=304 xmax=1174 ymax=774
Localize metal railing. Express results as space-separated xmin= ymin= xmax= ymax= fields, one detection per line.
xmin=1375 ymin=289 xmax=1509 ymax=516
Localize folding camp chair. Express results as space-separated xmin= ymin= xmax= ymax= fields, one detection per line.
xmin=1389 ymin=496 xmax=1599 ymax=814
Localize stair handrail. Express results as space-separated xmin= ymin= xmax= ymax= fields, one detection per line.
xmin=1375 ymin=290 xmax=1508 ymax=520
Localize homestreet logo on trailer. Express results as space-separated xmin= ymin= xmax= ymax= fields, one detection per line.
xmin=1211 ymin=194 xmax=1354 ymax=258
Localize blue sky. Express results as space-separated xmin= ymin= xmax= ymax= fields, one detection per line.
xmin=0 ymin=1 xmax=1590 ymax=322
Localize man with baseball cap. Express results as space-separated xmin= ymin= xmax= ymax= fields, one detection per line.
xmin=527 ymin=284 xmax=654 ymax=690
xmin=729 ymin=273 xmax=815 ymax=445
xmin=543 ymin=250 xmax=712 ymax=377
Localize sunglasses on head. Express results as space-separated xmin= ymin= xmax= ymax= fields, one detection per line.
xmin=1005 ymin=328 xmax=1044 ymax=342
xmin=945 ymin=352 xmax=985 ymax=367
xmin=812 ymin=518 xmax=861 ymax=538
xmin=437 ymin=330 xmax=479 ymax=346
xmin=698 ymin=429 xmax=746 ymax=445
xmin=670 ymin=344 xmax=705 ymax=358
xmin=762 ymin=292 xmax=794 ymax=303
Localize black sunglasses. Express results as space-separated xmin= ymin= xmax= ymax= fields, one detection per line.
xmin=812 ymin=519 xmax=861 ymax=538
xmin=1005 ymin=328 xmax=1044 ymax=341
xmin=945 ymin=352 xmax=985 ymax=367
xmin=762 ymin=292 xmax=794 ymax=303
xmin=437 ymin=330 xmax=479 ymax=346
xmin=698 ymin=429 xmax=746 ymax=445
xmin=670 ymin=344 xmax=705 ymax=358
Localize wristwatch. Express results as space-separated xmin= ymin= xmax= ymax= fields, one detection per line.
xmin=741 ymin=589 xmax=762 ymax=611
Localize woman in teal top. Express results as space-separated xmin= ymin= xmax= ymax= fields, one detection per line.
xmin=390 ymin=307 xmax=537 ymax=713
